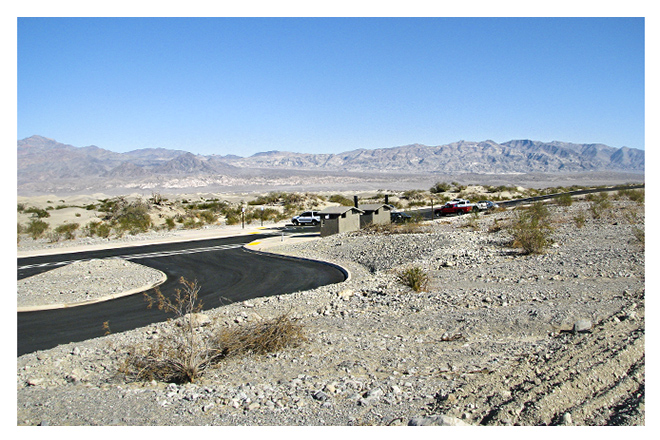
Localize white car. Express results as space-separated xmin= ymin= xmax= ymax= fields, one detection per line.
xmin=292 ymin=211 xmax=321 ymax=226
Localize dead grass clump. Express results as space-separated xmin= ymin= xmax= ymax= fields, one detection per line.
xmin=120 ymin=277 xmax=306 ymax=384
xmin=215 ymin=314 xmax=306 ymax=359
xmin=361 ymin=221 xmax=425 ymax=235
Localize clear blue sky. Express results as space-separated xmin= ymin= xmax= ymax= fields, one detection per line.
xmin=17 ymin=17 xmax=645 ymax=156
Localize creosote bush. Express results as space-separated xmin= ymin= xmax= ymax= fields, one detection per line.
xmin=26 ymin=218 xmax=49 ymax=239
xmin=398 ymin=266 xmax=429 ymax=292
xmin=508 ymin=202 xmax=553 ymax=255
xmin=120 ymin=277 xmax=306 ymax=384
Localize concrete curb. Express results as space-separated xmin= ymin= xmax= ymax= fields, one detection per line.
xmin=17 ymin=269 xmax=168 ymax=313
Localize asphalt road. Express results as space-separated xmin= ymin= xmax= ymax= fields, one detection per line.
xmin=17 ymin=233 xmax=346 ymax=356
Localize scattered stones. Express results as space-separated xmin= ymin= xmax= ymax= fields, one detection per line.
xmin=16 ymin=199 xmax=645 ymax=426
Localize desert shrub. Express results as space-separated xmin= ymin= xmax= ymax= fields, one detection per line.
xmin=402 ymin=190 xmax=425 ymax=201
xmin=463 ymin=210 xmax=480 ymax=231
xmin=148 ymin=192 xmax=167 ymax=205
xmin=54 ymin=223 xmax=79 ymax=240
xmin=329 ymin=194 xmax=354 ymax=206
xmin=555 ymin=192 xmax=573 ymax=207
xmin=24 ymin=206 xmax=50 ymax=218
xmin=164 ymin=217 xmax=176 ymax=230
xmin=488 ymin=218 xmax=505 ymax=233
xmin=102 ymin=197 xmax=152 ymax=234
xmin=26 ymin=219 xmax=49 ymax=239
xmin=17 ymin=203 xmax=25 ymax=213
xmin=508 ymin=203 xmax=553 ymax=254
xmin=121 ymin=277 xmax=305 ymax=384
xmin=84 ymin=220 xmax=112 ymax=238
xmin=123 ymin=277 xmax=211 ymax=383
xmin=398 ymin=266 xmax=429 ymax=292
xmin=197 ymin=209 xmax=218 ymax=224
xmin=618 ymin=189 xmax=644 ymax=204
xmin=215 ymin=314 xmax=306 ymax=359
xmin=632 ymin=226 xmax=644 ymax=245
xmin=430 ymin=181 xmax=451 ymax=194
xmin=588 ymin=193 xmax=611 ymax=219
xmin=573 ymin=212 xmax=587 ymax=228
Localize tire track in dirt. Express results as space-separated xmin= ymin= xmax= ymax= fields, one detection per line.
xmin=429 ymin=296 xmax=645 ymax=425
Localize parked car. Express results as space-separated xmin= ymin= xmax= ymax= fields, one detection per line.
xmin=391 ymin=211 xmax=413 ymax=223
xmin=291 ymin=211 xmax=320 ymax=226
xmin=476 ymin=200 xmax=499 ymax=211
xmin=434 ymin=200 xmax=476 ymax=216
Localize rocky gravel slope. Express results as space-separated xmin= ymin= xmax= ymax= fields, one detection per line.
xmin=16 ymin=199 xmax=645 ymax=426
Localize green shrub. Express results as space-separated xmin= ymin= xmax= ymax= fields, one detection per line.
xmin=508 ymin=203 xmax=553 ymax=254
xmin=24 ymin=206 xmax=50 ymax=218
xmin=84 ymin=220 xmax=112 ymax=238
xmin=619 ymin=189 xmax=644 ymax=204
xmin=573 ymin=212 xmax=587 ymax=228
xmin=588 ymin=193 xmax=611 ymax=219
xmin=555 ymin=192 xmax=573 ymax=207
xmin=54 ymin=223 xmax=79 ymax=240
xmin=398 ymin=266 xmax=429 ymax=292
xmin=430 ymin=181 xmax=451 ymax=193
xmin=26 ymin=219 xmax=49 ymax=239
xmin=101 ymin=197 xmax=152 ymax=234
xmin=164 ymin=217 xmax=176 ymax=230
xmin=329 ymin=194 xmax=354 ymax=206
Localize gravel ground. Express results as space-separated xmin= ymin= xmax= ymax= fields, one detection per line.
xmin=18 ymin=259 xmax=165 ymax=310
xmin=16 ymin=199 xmax=645 ymax=426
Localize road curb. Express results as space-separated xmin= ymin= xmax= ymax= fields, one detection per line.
xmin=17 ymin=270 xmax=168 ymax=313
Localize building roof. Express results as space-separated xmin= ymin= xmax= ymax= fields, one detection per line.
xmin=319 ymin=206 xmax=364 ymax=215
xmin=358 ymin=203 xmax=393 ymax=212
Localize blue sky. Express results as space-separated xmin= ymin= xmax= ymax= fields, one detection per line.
xmin=17 ymin=17 xmax=645 ymax=156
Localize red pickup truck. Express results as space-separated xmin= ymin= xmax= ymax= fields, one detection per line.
xmin=434 ymin=199 xmax=477 ymax=217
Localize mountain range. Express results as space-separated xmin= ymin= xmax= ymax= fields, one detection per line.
xmin=17 ymin=135 xmax=644 ymax=195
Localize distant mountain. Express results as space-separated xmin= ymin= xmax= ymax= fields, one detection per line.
xmin=17 ymin=135 xmax=644 ymax=194
xmin=223 ymin=139 xmax=644 ymax=174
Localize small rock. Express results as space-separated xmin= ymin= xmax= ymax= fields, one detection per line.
xmin=562 ymin=412 xmax=573 ymax=425
xmin=312 ymin=390 xmax=330 ymax=401
xmin=337 ymin=289 xmax=354 ymax=300
xmin=184 ymin=313 xmax=211 ymax=327
xmin=573 ymin=319 xmax=592 ymax=333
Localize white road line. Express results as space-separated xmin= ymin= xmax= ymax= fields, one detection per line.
xmin=17 ymin=243 xmax=244 ymax=270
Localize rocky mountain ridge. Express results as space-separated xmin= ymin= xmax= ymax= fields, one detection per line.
xmin=17 ymin=135 xmax=644 ymax=194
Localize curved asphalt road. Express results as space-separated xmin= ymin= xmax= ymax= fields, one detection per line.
xmin=17 ymin=234 xmax=346 ymax=356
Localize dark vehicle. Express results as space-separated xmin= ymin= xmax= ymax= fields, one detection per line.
xmin=391 ymin=211 xmax=413 ymax=223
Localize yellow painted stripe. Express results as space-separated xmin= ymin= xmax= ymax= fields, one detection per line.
xmin=247 ymin=241 xmax=261 ymax=246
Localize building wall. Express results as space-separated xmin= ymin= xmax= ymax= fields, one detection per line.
xmin=359 ymin=209 xmax=391 ymax=228
xmin=321 ymin=212 xmax=361 ymax=236
xmin=338 ymin=212 xmax=361 ymax=233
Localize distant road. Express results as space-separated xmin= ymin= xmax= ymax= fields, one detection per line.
xmin=17 ymin=234 xmax=346 ymax=356
xmin=409 ymin=184 xmax=645 ymax=219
